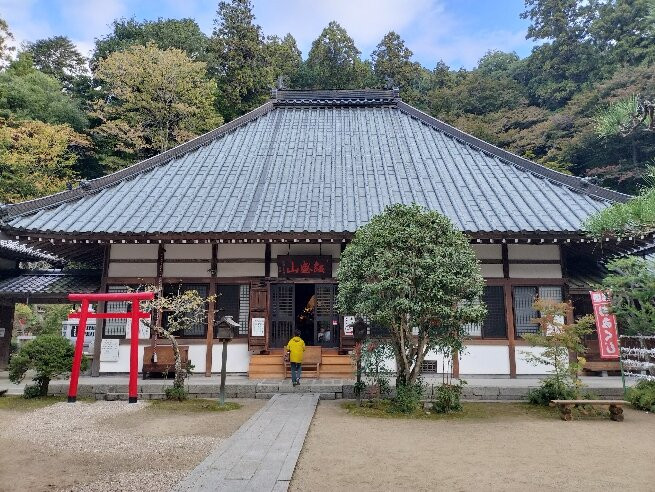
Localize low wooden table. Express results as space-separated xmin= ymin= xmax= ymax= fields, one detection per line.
xmin=550 ymin=399 xmax=629 ymax=421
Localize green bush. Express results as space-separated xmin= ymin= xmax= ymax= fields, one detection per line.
xmin=23 ymin=384 xmax=43 ymax=399
xmin=433 ymin=382 xmax=465 ymax=413
xmin=528 ymin=377 xmax=576 ymax=406
xmin=165 ymin=385 xmax=188 ymax=401
xmin=8 ymin=334 xmax=87 ymax=398
xmin=390 ymin=382 xmax=424 ymax=414
xmin=626 ymin=380 xmax=655 ymax=412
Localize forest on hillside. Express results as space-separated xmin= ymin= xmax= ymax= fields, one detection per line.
xmin=0 ymin=0 xmax=654 ymax=204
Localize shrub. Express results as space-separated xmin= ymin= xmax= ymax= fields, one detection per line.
xmin=390 ymin=381 xmax=424 ymax=414
xmin=626 ymin=380 xmax=655 ymax=412
xmin=23 ymin=384 xmax=43 ymax=399
xmin=8 ymin=334 xmax=87 ymax=398
xmin=165 ymin=385 xmax=188 ymax=401
xmin=527 ymin=377 xmax=576 ymax=406
xmin=433 ymin=381 xmax=465 ymax=413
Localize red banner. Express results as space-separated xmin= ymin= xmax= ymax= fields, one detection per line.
xmin=589 ymin=291 xmax=619 ymax=359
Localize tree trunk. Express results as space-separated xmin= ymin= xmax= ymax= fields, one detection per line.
xmin=162 ymin=331 xmax=184 ymax=389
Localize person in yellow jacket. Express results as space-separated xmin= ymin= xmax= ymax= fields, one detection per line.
xmin=285 ymin=329 xmax=305 ymax=386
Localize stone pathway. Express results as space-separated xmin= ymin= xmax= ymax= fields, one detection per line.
xmin=174 ymin=393 xmax=319 ymax=492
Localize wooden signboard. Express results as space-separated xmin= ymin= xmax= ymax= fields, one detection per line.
xmin=277 ymin=255 xmax=332 ymax=278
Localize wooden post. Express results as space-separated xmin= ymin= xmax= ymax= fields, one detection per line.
xmin=206 ymin=244 xmax=218 ymax=377
xmin=91 ymin=244 xmax=110 ymax=377
xmin=219 ymin=339 xmax=228 ymax=405
xmin=0 ymin=303 xmax=15 ymax=370
xmin=264 ymin=243 xmax=271 ymax=278
xmin=502 ymin=244 xmax=517 ymax=378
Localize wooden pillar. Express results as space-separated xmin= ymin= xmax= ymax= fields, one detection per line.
xmin=91 ymin=244 xmax=110 ymax=377
xmin=502 ymin=243 xmax=517 ymax=378
xmin=264 ymin=243 xmax=271 ymax=277
xmin=0 ymin=302 xmax=15 ymax=370
xmin=205 ymin=243 xmax=218 ymax=376
xmin=452 ymin=350 xmax=460 ymax=379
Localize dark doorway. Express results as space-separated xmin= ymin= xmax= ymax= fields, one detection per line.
xmin=295 ymin=283 xmax=316 ymax=345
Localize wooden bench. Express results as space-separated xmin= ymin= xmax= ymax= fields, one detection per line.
xmin=284 ymin=346 xmax=322 ymax=379
xmin=550 ymin=399 xmax=629 ymax=421
xmin=142 ymin=345 xmax=190 ymax=379
xmin=583 ymin=361 xmax=620 ymax=374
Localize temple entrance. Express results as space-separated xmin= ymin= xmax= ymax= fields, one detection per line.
xmin=270 ymin=283 xmax=339 ymax=348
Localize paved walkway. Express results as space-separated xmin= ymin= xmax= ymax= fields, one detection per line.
xmin=174 ymin=393 xmax=319 ymax=492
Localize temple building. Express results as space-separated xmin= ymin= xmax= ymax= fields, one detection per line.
xmin=0 ymin=89 xmax=649 ymax=378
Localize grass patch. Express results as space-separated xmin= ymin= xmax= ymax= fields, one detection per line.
xmin=0 ymin=395 xmax=94 ymax=411
xmin=341 ymin=400 xmax=609 ymax=421
xmin=149 ymin=398 xmax=242 ymax=413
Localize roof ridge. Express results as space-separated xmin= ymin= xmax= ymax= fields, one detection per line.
xmin=396 ymin=101 xmax=630 ymax=204
xmin=273 ymin=88 xmax=399 ymax=107
xmin=1 ymin=101 xmax=275 ymax=220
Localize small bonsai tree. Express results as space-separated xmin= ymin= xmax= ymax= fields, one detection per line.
xmin=9 ymin=334 xmax=87 ymax=397
xmin=522 ymin=300 xmax=594 ymax=404
xmin=601 ymin=256 xmax=655 ymax=336
xmin=142 ymin=287 xmax=215 ymax=399
xmin=337 ymin=204 xmax=486 ymax=394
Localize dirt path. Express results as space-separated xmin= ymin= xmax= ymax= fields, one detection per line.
xmin=292 ymin=401 xmax=655 ymax=491
xmin=0 ymin=399 xmax=263 ymax=492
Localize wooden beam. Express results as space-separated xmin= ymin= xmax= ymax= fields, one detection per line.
xmin=91 ymin=244 xmax=110 ymax=377
xmin=502 ymin=244 xmax=517 ymax=378
xmin=205 ymin=244 xmax=218 ymax=377
xmin=264 ymin=243 xmax=271 ymax=277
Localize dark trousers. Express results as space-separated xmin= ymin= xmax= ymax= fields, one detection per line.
xmin=290 ymin=362 xmax=302 ymax=382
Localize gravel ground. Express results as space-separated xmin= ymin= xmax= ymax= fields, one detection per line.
xmin=292 ymin=401 xmax=655 ymax=491
xmin=0 ymin=399 xmax=262 ymax=492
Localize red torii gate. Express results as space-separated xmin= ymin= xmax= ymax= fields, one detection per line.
xmin=67 ymin=292 xmax=154 ymax=403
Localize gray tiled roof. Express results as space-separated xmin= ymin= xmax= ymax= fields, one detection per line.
xmin=0 ymin=240 xmax=64 ymax=264
xmin=0 ymin=270 xmax=100 ymax=297
xmin=0 ymin=90 xmax=629 ymax=237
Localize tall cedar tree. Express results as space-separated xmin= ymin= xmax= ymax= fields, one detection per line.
xmin=22 ymin=36 xmax=87 ymax=89
xmin=209 ymin=0 xmax=271 ymax=121
xmin=302 ymin=21 xmax=373 ymax=90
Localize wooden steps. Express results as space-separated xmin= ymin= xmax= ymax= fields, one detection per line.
xmin=248 ymin=348 xmax=354 ymax=379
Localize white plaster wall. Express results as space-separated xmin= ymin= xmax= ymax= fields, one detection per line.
xmin=509 ymin=264 xmax=562 ymax=278
xmin=508 ymin=244 xmax=559 ymax=260
xmin=108 ymin=263 xmax=157 ymax=277
xmin=516 ymin=346 xmax=558 ymax=375
xmin=218 ymin=244 xmax=265 ymax=259
xmin=187 ymin=345 xmax=206 ymax=373
xmin=472 ymin=244 xmax=502 ymax=259
xmin=211 ymin=342 xmax=251 ymax=373
xmin=110 ymin=244 xmax=158 ymax=259
xmin=165 ymin=244 xmax=211 ymax=259
xmin=481 ymin=264 xmax=503 ymax=278
xmin=459 ymin=345 xmax=510 ymax=375
xmin=217 ymin=262 xmax=263 ymax=277
xmin=163 ymin=262 xmax=212 ymax=277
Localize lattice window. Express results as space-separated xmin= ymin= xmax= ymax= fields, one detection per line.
xmin=215 ymin=284 xmax=250 ymax=337
xmin=104 ymin=285 xmax=132 ymax=338
xmin=514 ymin=286 xmax=562 ymax=337
xmin=462 ymin=286 xmax=506 ymax=338
xmin=421 ymin=360 xmax=438 ymax=373
xmin=238 ymin=285 xmax=250 ymax=336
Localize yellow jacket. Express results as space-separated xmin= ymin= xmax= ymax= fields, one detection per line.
xmin=285 ymin=336 xmax=305 ymax=363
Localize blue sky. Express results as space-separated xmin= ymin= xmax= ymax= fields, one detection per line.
xmin=0 ymin=0 xmax=535 ymax=69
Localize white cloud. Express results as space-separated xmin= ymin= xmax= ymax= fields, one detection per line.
xmin=56 ymin=0 xmax=126 ymax=40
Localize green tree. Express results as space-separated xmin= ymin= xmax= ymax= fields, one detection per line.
xmin=371 ymin=31 xmax=420 ymax=90
xmin=93 ymin=17 xmax=209 ymax=64
xmin=0 ymin=17 xmax=15 ymax=64
xmin=9 ymin=334 xmax=87 ymax=397
xmin=523 ymin=300 xmax=594 ymax=403
xmin=336 ymin=204 xmax=486 ymax=386
xmin=0 ymin=54 xmax=88 ymax=130
xmin=302 ymin=21 xmax=373 ymax=90
xmin=208 ymin=0 xmax=271 ymax=121
xmin=476 ymin=50 xmax=520 ymax=76
xmin=22 ymin=36 xmax=87 ymax=88
xmin=265 ymin=34 xmax=302 ymax=89
xmin=601 ymin=256 xmax=655 ymax=335
xmin=0 ymin=118 xmax=89 ymax=203
xmin=92 ymin=43 xmax=220 ymax=169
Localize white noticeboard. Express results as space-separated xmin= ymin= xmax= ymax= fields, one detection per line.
xmin=343 ymin=316 xmax=356 ymax=336
xmin=0 ymin=327 xmax=5 ymax=338
xmin=100 ymin=339 xmax=120 ymax=362
xmin=251 ymin=317 xmax=265 ymax=337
